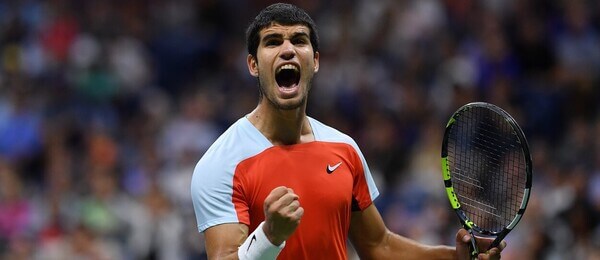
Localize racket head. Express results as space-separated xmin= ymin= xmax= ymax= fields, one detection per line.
xmin=441 ymin=102 xmax=532 ymax=241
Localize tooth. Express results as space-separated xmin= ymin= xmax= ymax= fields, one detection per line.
xmin=277 ymin=64 xmax=299 ymax=73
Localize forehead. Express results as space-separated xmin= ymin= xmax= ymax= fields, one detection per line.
xmin=259 ymin=23 xmax=311 ymax=38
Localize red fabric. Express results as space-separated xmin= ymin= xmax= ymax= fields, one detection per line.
xmin=232 ymin=141 xmax=373 ymax=260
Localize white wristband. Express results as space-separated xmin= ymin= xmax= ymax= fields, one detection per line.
xmin=238 ymin=221 xmax=285 ymax=260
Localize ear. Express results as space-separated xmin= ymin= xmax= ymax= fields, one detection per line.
xmin=313 ymin=51 xmax=320 ymax=73
xmin=247 ymin=54 xmax=259 ymax=77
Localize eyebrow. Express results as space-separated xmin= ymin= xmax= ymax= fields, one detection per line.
xmin=261 ymin=31 xmax=310 ymax=42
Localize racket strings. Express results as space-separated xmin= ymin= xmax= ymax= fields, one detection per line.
xmin=448 ymin=107 xmax=527 ymax=233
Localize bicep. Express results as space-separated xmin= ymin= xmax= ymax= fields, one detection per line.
xmin=204 ymin=223 xmax=249 ymax=259
xmin=348 ymin=204 xmax=388 ymax=258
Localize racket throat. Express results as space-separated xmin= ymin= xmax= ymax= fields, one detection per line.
xmin=467 ymin=229 xmax=479 ymax=259
xmin=488 ymin=231 xmax=509 ymax=251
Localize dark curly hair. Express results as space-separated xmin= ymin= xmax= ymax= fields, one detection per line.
xmin=246 ymin=3 xmax=320 ymax=58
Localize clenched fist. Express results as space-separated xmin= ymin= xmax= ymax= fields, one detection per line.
xmin=262 ymin=186 xmax=304 ymax=246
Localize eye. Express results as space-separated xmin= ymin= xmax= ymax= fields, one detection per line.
xmin=264 ymin=39 xmax=281 ymax=46
xmin=292 ymin=38 xmax=308 ymax=45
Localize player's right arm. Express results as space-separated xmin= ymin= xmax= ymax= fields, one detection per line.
xmin=204 ymin=223 xmax=249 ymax=259
xmin=203 ymin=186 xmax=303 ymax=259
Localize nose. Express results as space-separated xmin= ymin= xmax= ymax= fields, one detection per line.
xmin=279 ymin=40 xmax=295 ymax=60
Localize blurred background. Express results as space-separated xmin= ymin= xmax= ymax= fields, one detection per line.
xmin=0 ymin=0 xmax=599 ymax=259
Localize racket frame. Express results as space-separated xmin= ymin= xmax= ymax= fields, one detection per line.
xmin=441 ymin=102 xmax=532 ymax=257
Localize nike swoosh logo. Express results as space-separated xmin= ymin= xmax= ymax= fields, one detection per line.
xmin=326 ymin=162 xmax=342 ymax=174
xmin=247 ymin=234 xmax=256 ymax=251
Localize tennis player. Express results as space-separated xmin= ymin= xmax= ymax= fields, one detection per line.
xmin=191 ymin=3 xmax=505 ymax=259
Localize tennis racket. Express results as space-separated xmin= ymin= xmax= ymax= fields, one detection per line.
xmin=441 ymin=102 xmax=532 ymax=259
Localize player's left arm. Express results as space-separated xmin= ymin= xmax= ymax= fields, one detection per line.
xmin=348 ymin=204 xmax=504 ymax=260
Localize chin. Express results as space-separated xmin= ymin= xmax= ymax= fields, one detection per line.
xmin=270 ymin=97 xmax=306 ymax=110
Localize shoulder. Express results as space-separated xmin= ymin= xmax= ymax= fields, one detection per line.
xmin=198 ymin=118 xmax=270 ymax=164
xmin=309 ymin=116 xmax=360 ymax=150
xmin=191 ymin=117 xmax=271 ymax=187
xmin=190 ymin=117 xmax=273 ymax=231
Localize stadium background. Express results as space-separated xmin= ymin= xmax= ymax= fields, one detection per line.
xmin=0 ymin=0 xmax=599 ymax=259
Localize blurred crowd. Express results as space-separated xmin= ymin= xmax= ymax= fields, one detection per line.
xmin=0 ymin=0 xmax=599 ymax=259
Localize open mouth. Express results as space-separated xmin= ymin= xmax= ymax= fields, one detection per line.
xmin=275 ymin=64 xmax=300 ymax=88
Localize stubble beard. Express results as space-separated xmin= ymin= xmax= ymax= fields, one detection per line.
xmin=257 ymin=77 xmax=311 ymax=111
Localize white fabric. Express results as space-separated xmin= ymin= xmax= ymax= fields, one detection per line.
xmin=238 ymin=221 xmax=285 ymax=260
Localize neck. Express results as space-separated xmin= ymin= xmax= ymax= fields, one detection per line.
xmin=247 ymin=102 xmax=313 ymax=146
